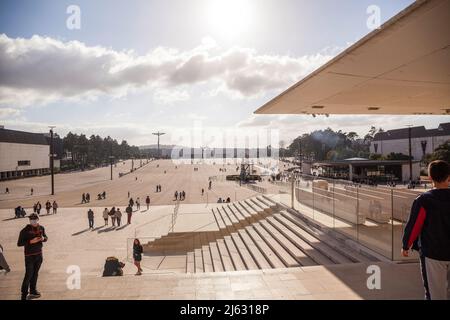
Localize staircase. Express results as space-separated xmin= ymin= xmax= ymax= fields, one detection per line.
xmin=142 ymin=195 xmax=378 ymax=273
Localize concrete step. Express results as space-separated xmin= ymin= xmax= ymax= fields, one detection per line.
xmin=224 ymin=236 xmax=246 ymax=271
xmin=273 ymin=214 xmax=352 ymax=264
xmin=250 ymin=197 xmax=271 ymax=213
xmin=244 ymin=199 xmax=266 ymax=216
xmin=245 ymin=226 xmax=285 ymax=269
xmin=238 ymin=229 xmax=272 ymax=270
xmin=266 ymin=216 xmax=334 ymax=265
xmin=257 ymin=196 xmax=278 ymax=210
xmin=253 ymin=223 xmax=299 ymax=268
xmin=259 ymin=220 xmax=316 ymax=266
xmin=209 ymin=242 xmax=224 ymax=272
xmin=216 ymin=239 xmax=235 ymax=271
xmin=222 ymin=205 xmax=240 ymax=226
xmin=212 ymin=208 xmax=227 ymax=232
xmin=230 ymin=232 xmax=259 ymax=270
xmin=231 ymin=203 xmax=253 ymax=222
xmin=218 ymin=207 xmax=234 ymax=232
xmin=280 ymin=211 xmax=374 ymax=263
xmin=262 ymin=195 xmax=278 ymax=207
xmin=227 ymin=204 xmax=245 ymax=223
xmin=202 ymin=245 xmax=214 ymax=272
xmin=194 ymin=248 xmax=204 ymax=273
xmin=186 ymin=251 xmax=195 ymax=273
xmin=237 ymin=201 xmax=259 ymax=218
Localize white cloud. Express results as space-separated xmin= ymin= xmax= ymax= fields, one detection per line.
xmin=0 ymin=107 xmax=21 ymax=119
xmin=0 ymin=34 xmax=338 ymax=107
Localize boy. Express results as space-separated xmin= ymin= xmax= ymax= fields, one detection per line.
xmin=402 ymin=160 xmax=450 ymax=300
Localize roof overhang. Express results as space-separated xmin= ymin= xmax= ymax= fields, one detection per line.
xmin=254 ymin=0 xmax=450 ymax=115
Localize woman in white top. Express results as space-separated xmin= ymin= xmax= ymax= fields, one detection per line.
xmin=103 ymin=208 xmax=109 ymax=226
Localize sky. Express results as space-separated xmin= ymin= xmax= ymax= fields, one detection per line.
xmin=0 ymin=0 xmax=448 ymax=147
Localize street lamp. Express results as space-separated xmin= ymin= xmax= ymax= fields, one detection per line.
xmin=49 ymin=126 xmax=56 ymax=195
xmin=406 ymin=125 xmax=413 ymax=183
xmin=152 ymin=131 xmax=166 ymax=159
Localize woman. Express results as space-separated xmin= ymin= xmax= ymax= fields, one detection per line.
xmin=109 ymin=207 xmax=116 ymax=226
xmin=133 ymin=239 xmax=143 ymax=276
xmin=102 ymin=208 xmax=109 ymax=226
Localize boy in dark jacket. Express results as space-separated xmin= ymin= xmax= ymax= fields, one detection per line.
xmin=17 ymin=213 xmax=48 ymax=300
xmin=402 ymin=160 xmax=450 ymax=300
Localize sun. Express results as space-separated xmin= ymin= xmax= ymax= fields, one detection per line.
xmin=206 ymin=0 xmax=254 ymax=38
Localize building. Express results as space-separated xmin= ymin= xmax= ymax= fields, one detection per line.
xmin=0 ymin=127 xmax=62 ymax=180
xmin=370 ymin=123 xmax=450 ymax=160
xmin=304 ymin=158 xmax=421 ymax=183
xmin=254 ymin=0 xmax=450 ymax=116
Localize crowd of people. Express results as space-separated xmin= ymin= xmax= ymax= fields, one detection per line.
xmin=174 ymin=190 xmax=186 ymax=201
xmin=217 ymin=197 xmax=231 ymax=203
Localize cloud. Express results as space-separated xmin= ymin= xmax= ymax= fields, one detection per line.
xmin=0 ymin=107 xmax=21 ymax=119
xmin=0 ymin=34 xmax=338 ymax=107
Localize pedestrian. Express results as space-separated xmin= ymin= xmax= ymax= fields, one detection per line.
xmin=52 ymin=201 xmax=58 ymax=214
xmin=116 ymin=208 xmax=122 ymax=227
xmin=86 ymin=193 xmax=90 ymax=203
xmin=402 ymin=160 xmax=450 ymax=300
xmin=5 ymin=187 xmax=9 ymax=194
xmin=136 ymin=197 xmax=140 ymax=210
xmin=45 ymin=200 xmax=51 ymax=215
xmin=129 ymin=197 xmax=134 ymax=208
xmin=0 ymin=244 xmax=11 ymax=274
xmin=145 ymin=196 xmax=150 ymax=210
xmin=109 ymin=207 xmax=116 ymax=227
xmin=82 ymin=193 xmax=86 ymax=204
xmin=87 ymin=209 xmax=94 ymax=230
xmin=33 ymin=203 xmax=37 ymax=213
xmin=103 ymin=208 xmax=109 ymax=226
xmin=102 ymin=191 xmax=106 ymax=199
xmin=30 ymin=188 xmax=33 ymax=195
xmin=17 ymin=213 xmax=47 ymax=300
xmin=155 ymin=185 xmax=158 ymax=193
xmin=126 ymin=205 xmax=133 ymax=224
xmin=201 ymin=188 xmax=204 ymax=196
xmin=35 ymin=202 xmax=41 ymax=215
xmin=159 ymin=185 xmax=162 ymax=192
xmin=133 ymin=239 xmax=143 ymax=276
xmin=174 ymin=191 xmax=178 ymax=201
xmin=182 ymin=191 xmax=186 ymax=200
xmin=209 ymin=180 xmax=212 ymax=190
xmin=128 ymin=191 xmax=130 ymax=198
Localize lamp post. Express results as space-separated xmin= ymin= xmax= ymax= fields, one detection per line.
xmin=152 ymin=131 xmax=166 ymax=159
xmin=49 ymin=126 xmax=56 ymax=195
xmin=109 ymin=141 xmax=114 ymax=180
xmin=406 ymin=125 xmax=413 ymax=182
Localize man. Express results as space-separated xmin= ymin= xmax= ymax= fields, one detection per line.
xmin=402 ymin=160 xmax=450 ymax=300
xmin=145 ymin=196 xmax=150 ymax=210
xmin=87 ymin=209 xmax=94 ymax=230
xmin=17 ymin=213 xmax=48 ymax=300
xmin=126 ymin=205 xmax=133 ymax=224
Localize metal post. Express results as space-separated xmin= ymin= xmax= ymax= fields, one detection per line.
xmin=391 ymin=188 xmax=394 ymax=261
xmin=152 ymin=132 xmax=166 ymax=159
xmin=49 ymin=127 xmax=55 ymax=195
xmin=408 ymin=126 xmax=413 ymax=182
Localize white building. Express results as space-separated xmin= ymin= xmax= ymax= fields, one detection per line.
xmin=0 ymin=127 xmax=50 ymax=180
xmin=370 ymin=123 xmax=450 ymax=160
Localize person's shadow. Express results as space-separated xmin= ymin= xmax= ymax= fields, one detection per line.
xmin=97 ymin=226 xmax=116 ymax=233
xmin=71 ymin=228 xmax=90 ymax=236
xmin=115 ymin=224 xmax=129 ymax=231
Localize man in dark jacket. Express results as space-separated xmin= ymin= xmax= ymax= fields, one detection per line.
xmin=402 ymin=160 xmax=450 ymax=300
xmin=87 ymin=209 xmax=94 ymax=230
xmin=126 ymin=205 xmax=133 ymax=224
xmin=17 ymin=213 xmax=48 ymax=300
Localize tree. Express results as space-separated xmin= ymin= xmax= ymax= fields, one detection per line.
xmin=423 ymin=141 xmax=450 ymax=164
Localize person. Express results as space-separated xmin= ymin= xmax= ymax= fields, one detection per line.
xmin=145 ymin=196 xmax=150 ymax=210
xmin=35 ymin=201 xmax=41 ymax=215
xmin=52 ymin=201 xmax=58 ymax=214
xmin=102 ymin=257 xmax=125 ymax=277
xmin=201 ymin=188 xmax=204 ymax=196
xmin=133 ymin=239 xmax=143 ymax=276
xmin=45 ymin=200 xmax=52 ymax=215
xmin=17 ymin=213 xmax=48 ymax=300
xmin=226 ymin=197 xmax=231 ymax=203
xmin=109 ymin=207 xmax=116 ymax=227
xmin=209 ymin=180 xmax=212 ymax=190
xmin=156 ymin=185 xmax=158 ymax=192
xmin=5 ymin=187 xmax=9 ymax=194
xmin=15 ymin=206 xmax=26 ymax=218
xmin=159 ymin=185 xmax=162 ymax=192
xmin=128 ymin=191 xmax=130 ymax=198
xmin=82 ymin=193 xmax=86 ymax=204
xmin=102 ymin=191 xmax=106 ymax=199
xmin=33 ymin=203 xmax=37 ymax=213
xmin=135 ymin=177 xmax=138 ymax=181
xmin=97 ymin=193 xmax=102 ymax=200
xmin=129 ymin=197 xmax=134 ymax=208
xmin=103 ymin=208 xmax=109 ymax=226
xmin=136 ymin=197 xmax=140 ymax=210
xmin=174 ymin=191 xmax=178 ymax=201
xmin=126 ymin=205 xmax=133 ymax=224
xmin=86 ymin=193 xmax=90 ymax=203
xmin=217 ymin=197 xmax=222 ymax=203
xmin=115 ymin=208 xmax=122 ymax=227
xmin=182 ymin=191 xmax=186 ymax=200
xmin=30 ymin=188 xmax=33 ymax=195
xmin=87 ymin=209 xmax=94 ymax=230
xmin=402 ymin=160 xmax=450 ymax=300
xmin=0 ymin=244 xmax=11 ymax=274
